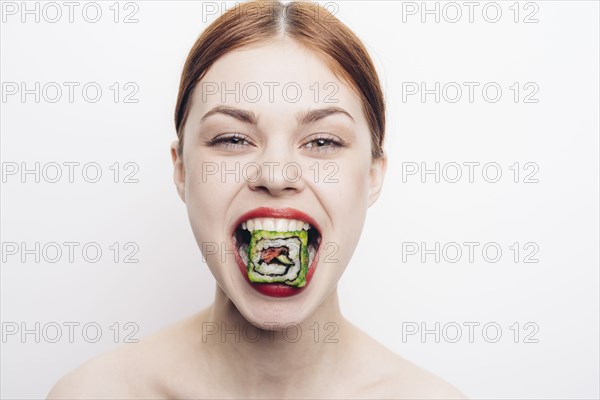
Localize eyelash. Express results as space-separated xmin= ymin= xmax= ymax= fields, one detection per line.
xmin=302 ymin=134 xmax=345 ymax=152
xmin=206 ymin=133 xmax=346 ymax=152
xmin=206 ymin=133 xmax=253 ymax=150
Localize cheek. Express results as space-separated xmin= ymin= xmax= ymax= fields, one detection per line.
xmin=184 ymin=154 xmax=237 ymax=204
xmin=182 ymin=160 xmax=238 ymax=282
xmin=182 ymin=156 xmax=235 ymax=242
xmin=317 ymin=159 xmax=371 ymax=254
xmin=328 ymin=158 xmax=370 ymax=210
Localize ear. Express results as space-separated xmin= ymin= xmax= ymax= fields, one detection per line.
xmin=170 ymin=140 xmax=186 ymax=202
xmin=368 ymin=151 xmax=387 ymax=207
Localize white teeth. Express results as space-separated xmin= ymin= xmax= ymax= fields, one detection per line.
xmin=241 ymin=217 xmax=312 ymax=232
xmin=275 ymin=219 xmax=287 ymax=232
xmin=263 ymin=218 xmax=275 ymax=231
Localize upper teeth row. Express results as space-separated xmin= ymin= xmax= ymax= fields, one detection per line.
xmin=241 ymin=218 xmax=310 ymax=232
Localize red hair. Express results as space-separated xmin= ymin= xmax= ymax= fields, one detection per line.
xmin=174 ymin=0 xmax=385 ymax=158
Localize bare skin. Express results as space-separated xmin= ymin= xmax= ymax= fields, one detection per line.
xmin=49 ymin=36 xmax=468 ymax=399
xmin=48 ymin=286 xmax=467 ymax=399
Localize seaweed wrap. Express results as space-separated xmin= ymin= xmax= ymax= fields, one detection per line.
xmin=247 ymin=229 xmax=309 ymax=287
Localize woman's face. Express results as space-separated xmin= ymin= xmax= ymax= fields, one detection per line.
xmin=172 ymin=37 xmax=386 ymax=328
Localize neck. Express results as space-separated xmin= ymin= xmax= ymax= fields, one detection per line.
xmin=201 ymin=285 xmax=351 ymax=398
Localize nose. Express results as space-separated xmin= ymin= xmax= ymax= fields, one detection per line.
xmin=246 ymin=144 xmax=304 ymax=197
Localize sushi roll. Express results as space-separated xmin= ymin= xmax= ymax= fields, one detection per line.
xmin=247 ymin=229 xmax=309 ymax=287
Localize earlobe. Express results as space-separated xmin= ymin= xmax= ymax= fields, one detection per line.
xmin=170 ymin=141 xmax=186 ymax=203
xmin=367 ymin=152 xmax=387 ymax=207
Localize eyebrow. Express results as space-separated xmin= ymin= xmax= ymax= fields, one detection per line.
xmin=298 ymin=107 xmax=355 ymax=125
xmin=200 ymin=105 xmax=258 ymax=124
xmin=200 ymin=105 xmax=355 ymax=125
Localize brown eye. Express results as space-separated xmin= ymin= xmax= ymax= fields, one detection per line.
xmin=208 ymin=133 xmax=253 ymax=150
xmin=303 ymin=134 xmax=345 ymax=153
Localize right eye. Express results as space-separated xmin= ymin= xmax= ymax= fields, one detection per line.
xmin=207 ymin=133 xmax=254 ymax=150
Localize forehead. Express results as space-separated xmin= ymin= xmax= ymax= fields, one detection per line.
xmin=192 ymin=37 xmax=365 ymax=124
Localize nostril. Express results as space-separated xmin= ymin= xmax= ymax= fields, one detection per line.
xmin=249 ymin=184 xmax=269 ymax=193
xmin=249 ymin=184 xmax=299 ymax=196
xmin=246 ymin=163 xmax=304 ymax=195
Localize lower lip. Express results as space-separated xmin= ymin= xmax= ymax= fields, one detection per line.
xmin=233 ymin=240 xmax=319 ymax=298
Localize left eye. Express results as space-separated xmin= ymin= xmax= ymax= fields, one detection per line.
xmin=309 ymin=138 xmax=331 ymax=147
xmin=303 ymin=135 xmax=344 ymax=151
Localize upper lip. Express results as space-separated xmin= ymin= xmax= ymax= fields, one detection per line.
xmin=231 ymin=207 xmax=321 ymax=236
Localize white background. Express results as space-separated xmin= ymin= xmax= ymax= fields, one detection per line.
xmin=1 ymin=1 xmax=598 ymax=398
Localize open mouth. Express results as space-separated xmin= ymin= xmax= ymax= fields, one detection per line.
xmin=233 ymin=216 xmax=322 ymax=294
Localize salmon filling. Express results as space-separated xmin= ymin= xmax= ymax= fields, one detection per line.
xmin=234 ymin=221 xmax=320 ymax=287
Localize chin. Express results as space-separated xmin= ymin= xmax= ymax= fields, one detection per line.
xmin=224 ymin=267 xmax=328 ymax=329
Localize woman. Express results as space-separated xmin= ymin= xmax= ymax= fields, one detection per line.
xmin=49 ymin=1 xmax=466 ymax=398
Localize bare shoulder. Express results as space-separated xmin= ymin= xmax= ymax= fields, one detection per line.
xmin=47 ymin=314 xmax=201 ymax=399
xmin=385 ymin=356 xmax=468 ymax=399
xmin=349 ymin=327 xmax=468 ymax=399
xmin=46 ymin=344 xmax=142 ymax=399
